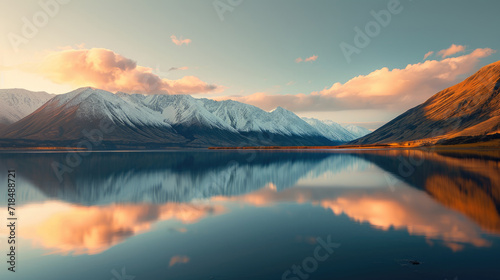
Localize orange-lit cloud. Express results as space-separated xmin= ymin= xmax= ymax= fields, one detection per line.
xmin=213 ymin=185 xmax=491 ymax=251
xmin=169 ymin=255 xmax=190 ymax=267
xmin=296 ymin=55 xmax=318 ymax=63
xmin=319 ymin=192 xmax=490 ymax=251
xmin=22 ymin=48 xmax=219 ymax=94
xmin=212 ymin=184 xmax=287 ymax=206
xmin=423 ymin=51 xmax=434 ymax=60
xmin=438 ymin=44 xmax=466 ymax=58
xmin=305 ymin=55 xmax=318 ymax=62
xmin=7 ymin=181 xmax=492 ymax=256
xmin=19 ymin=202 xmax=225 ymax=255
xmin=217 ymin=47 xmax=495 ymax=111
xmin=171 ymin=35 xmax=192 ymax=46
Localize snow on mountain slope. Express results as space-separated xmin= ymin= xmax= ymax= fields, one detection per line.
xmin=302 ymin=118 xmax=355 ymax=142
xmin=302 ymin=118 xmax=371 ymax=141
xmin=201 ymin=99 xmax=277 ymax=132
xmin=0 ymin=89 xmax=54 ymax=125
xmin=269 ymin=107 xmax=325 ymax=136
xmin=201 ymin=99 xmax=323 ymax=137
xmin=59 ymin=88 xmax=171 ymax=127
xmin=52 ymin=87 xmax=173 ymax=129
xmin=122 ymin=94 xmax=333 ymax=145
xmin=140 ymin=95 xmax=237 ymax=132
xmin=1 ymin=87 xmax=185 ymax=143
xmin=117 ymin=93 xmax=247 ymax=146
xmin=340 ymin=123 xmax=372 ymax=139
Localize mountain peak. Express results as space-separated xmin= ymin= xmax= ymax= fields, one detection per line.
xmin=52 ymin=87 xmax=117 ymax=108
xmin=270 ymin=106 xmax=293 ymax=114
xmin=73 ymin=86 xmax=99 ymax=92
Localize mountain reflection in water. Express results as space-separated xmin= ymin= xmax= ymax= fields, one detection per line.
xmin=1 ymin=149 xmax=498 ymax=258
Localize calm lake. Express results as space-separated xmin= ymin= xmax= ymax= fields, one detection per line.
xmin=0 ymin=149 xmax=499 ymax=280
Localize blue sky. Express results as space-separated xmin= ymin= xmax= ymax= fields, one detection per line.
xmin=1 ymin=0 xmax=499 ymax=128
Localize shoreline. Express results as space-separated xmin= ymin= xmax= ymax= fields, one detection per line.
xmin=0 ymin=144 xmax=499 ymax=153
xmin=208 ymin=140 xmax=500 ymax=151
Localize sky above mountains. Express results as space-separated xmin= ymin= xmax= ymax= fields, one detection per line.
xmin=1 ymin=0 xmax=500 ymax=129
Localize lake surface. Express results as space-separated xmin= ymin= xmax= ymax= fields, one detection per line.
xmin=0 ymin=149 xmax=499 ymax=280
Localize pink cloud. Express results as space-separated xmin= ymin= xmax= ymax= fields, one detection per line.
xmin=423 ymin=51 xmax=434 ymax=60
xmin=319 ymin=192 xmax=490 ymax=250
xmin=212 ymin=180 xmax=491 ymax=251
xmin=21 ymin=202 xmax=225 ymax=255
xmin=25 ymin=48 xmax=220 ymax=95
xmin=437 ymin=44 xmax=466 ymax=58
xmin=304 ymin=55 xmax=318 ymax=62
xmin=217 ymin=48 xmax=495 ymax=112
xmin=296 ymin=55 xmax=318 ymax=63
xmin=171 ymin=35 xmax=192 ymax=46
xmin=169 ymin=256 xmax=190 ymax=267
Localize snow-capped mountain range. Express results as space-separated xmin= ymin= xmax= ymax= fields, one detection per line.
xmin=0 ymin=151 xmax=367 ymax=205
xmin=0 ymin=87 xmax=371 ymax=147
xmin=302 ymin=118 xmax=371 ymax=142
xmin=0 ymin=89 xmax=54 ymax=126
xmin=201 ymin=99 xmax=322 ymax=136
